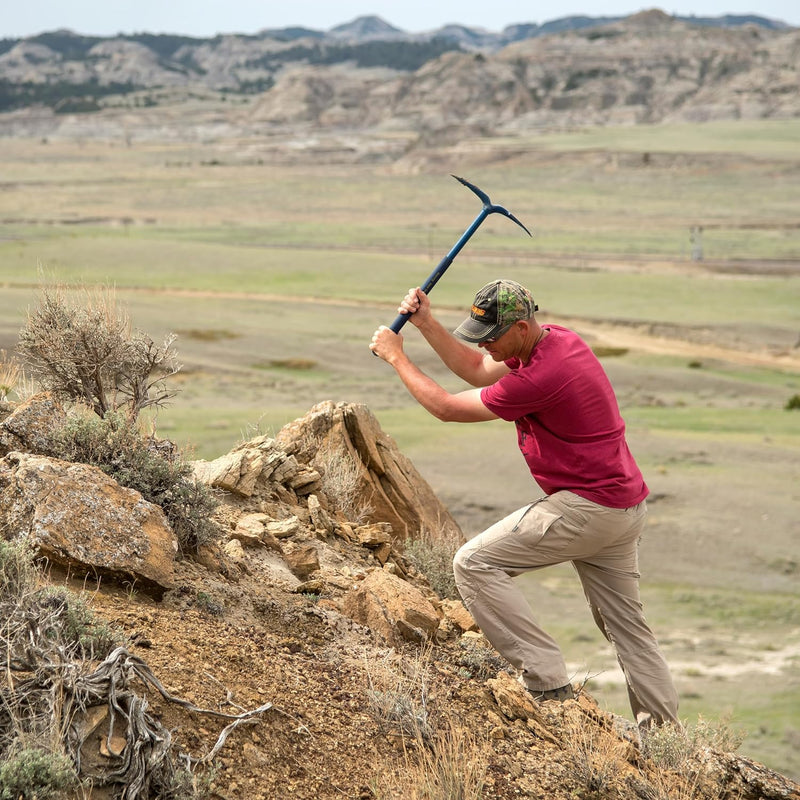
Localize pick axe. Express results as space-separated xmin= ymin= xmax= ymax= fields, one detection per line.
xmin=385 ymin=175 xmax=532 ymax=334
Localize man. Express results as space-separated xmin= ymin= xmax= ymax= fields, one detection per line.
xmin=370 ymin=279 xmax=679 ymax=728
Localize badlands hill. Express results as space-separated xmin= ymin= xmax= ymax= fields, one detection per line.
xmin=1 ymin=394 xmax=800 ymax=799
xmin=0 ymin=10 xmax=798 ymax=159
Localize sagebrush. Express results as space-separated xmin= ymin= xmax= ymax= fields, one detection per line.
xmin=0 ymin=747 xmax=78 ymax=800
xmin=17 ymin=283 xmax=180 ymax=421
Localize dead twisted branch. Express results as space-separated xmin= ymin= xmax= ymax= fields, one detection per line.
xmin=0 ymin=549 xmax=271 ymax=799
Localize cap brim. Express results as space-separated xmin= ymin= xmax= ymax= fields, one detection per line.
xmin=453 ymin=316 xmax=504 ymax=343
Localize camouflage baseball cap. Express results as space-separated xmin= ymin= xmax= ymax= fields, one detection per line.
xmin=453 ymin=279 xmax=538 ymax=343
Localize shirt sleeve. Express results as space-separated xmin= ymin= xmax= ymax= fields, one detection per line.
xmin=481 ymin=370 xmax=549 ymax=421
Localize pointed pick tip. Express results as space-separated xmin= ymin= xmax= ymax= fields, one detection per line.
xmin=451 ymin=174 xmax=492 ymax=206
xmin=495 ymin=207 xmax=532 ymax=237
xmin=513 ymin=215 xmax=533 ymax=237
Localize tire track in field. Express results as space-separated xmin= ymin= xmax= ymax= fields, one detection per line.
xmin=127 ymin=285 xmax=800 ymax=374
xmin=5 ymin=281 xmax=799 ymax=373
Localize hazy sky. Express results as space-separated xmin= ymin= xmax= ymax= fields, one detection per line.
xmin=3 ymin=0 xmax=798 ymax=39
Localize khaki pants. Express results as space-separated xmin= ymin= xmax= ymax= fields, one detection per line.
xmin=453 ymin=490 xmax=679 ymax=726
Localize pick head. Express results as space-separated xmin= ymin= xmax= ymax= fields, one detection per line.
xmin=451 ymin=175 xmax=532 ymax=236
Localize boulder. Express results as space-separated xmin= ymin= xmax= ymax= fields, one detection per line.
xmin=355 ymin=522 xmax=393 ymax=547
xmin=0 ymin=452 xmax=177 ymax=593
xmin=266 ymin=516 xmax=301 ymax=539
xmin=341 ymin=568 xmax=440 ymax=646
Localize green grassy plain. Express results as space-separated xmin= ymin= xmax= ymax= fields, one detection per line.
xmin=1 ymin=118 xmax=799 ymax=778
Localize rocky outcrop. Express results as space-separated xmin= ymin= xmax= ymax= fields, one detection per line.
xmin=189 ymin=401 xmax=468 ymax=643
xmin=195 ymin=400 xmax=465 ymax=549
xmin=276 ymin=401 xmax=464 ymax=544
xmin=191 ymin=435 xmax=320 ymax=501
xmin=0 ymin=394 xmax=471 ymax=642
xmin=0 ymin=452 xmax=178 ymax=592
xmin=369 ymin=19 xmax=800 ymax=135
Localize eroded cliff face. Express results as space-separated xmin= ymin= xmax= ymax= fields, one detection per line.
xmin=1 ymin=15 xmax=798 ymax=159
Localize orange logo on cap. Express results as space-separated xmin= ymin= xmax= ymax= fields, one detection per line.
xmin=471 ymin=305 xmax=486 ymax=316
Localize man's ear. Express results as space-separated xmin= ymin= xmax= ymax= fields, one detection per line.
xmin=516 ymin=319 xmax=532 ymax=335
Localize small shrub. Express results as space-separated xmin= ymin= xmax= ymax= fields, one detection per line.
xmin=17 ymin=283 xmax=181 ymax=421
xmin=52 ymin=409 xmax=218 ymax=554
xmin=785 ymin=393 xmax=800 ymax=411
xmin=38 ymin=586 xmax=119 ymax=659
xmin=591 ymin=346 xmax=629 ymax=358
xmin=456 ymin=637 xmax=510 ymax=682
xmin=0 ymin=748 xmax=78 ymax=800
xmin=160 ymin=764 xmax=217 ymax=800
xmin=0 ymin=543 xmax=118 ymax=662
xmin=194 ymin=591 xmax=225 ymax=616
xmin=177 ymin=328 xmax=240 ymax=342
xmin=364 ymin=649 xmax=432 ymax=741
xmin=563 ymin=709 xmax=620 ymax=797
xmin=0 ymin=539 xmax=39 ymax=600
xmin=263 ymin=358 xmax=317 ymax=371
xmin=403 ymin=529 xmax=461 ymax=600
xmin=643 ymin=715 xmax=745 ymax=769
xmin=639 ymin=716 xmax=744 ymax=800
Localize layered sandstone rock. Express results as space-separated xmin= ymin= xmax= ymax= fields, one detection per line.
xmin=0 ymin=452 xmax=178 ymax=592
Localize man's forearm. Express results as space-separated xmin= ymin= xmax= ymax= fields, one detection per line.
xmin=387 ymin=351 xmax=496 ymax=424
xmin=388 ymin=351 xmax=454 ymax=421
xmin=414 ymin=316 xmax=489 ymax=386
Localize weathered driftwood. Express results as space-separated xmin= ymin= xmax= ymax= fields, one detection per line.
xmin=1 ymin=586 xmax=271 ymax=799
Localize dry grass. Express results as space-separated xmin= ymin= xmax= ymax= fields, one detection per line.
xmin=560 ymin=705 xmax=747 ymax=800
xmin=364 ymin=647 xmax=488 ymax=800
xmin=316 ymin=444 xmax=374 ymax=524
xmin=364 ymin=648 xmax=433 ymax=741
xmin=403 ymin=525 xmax=462 ymax=601
xmin=370 ymin=715 xmax=489 ymax=800
xmin=562 ymin=706 xmax=632 ymax=798
xmin=0 ymin=350 xmax=22 ymax=401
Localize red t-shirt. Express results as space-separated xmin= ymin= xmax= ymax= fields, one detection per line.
xmin=480 ymin=325 xmax=648 ymax=509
